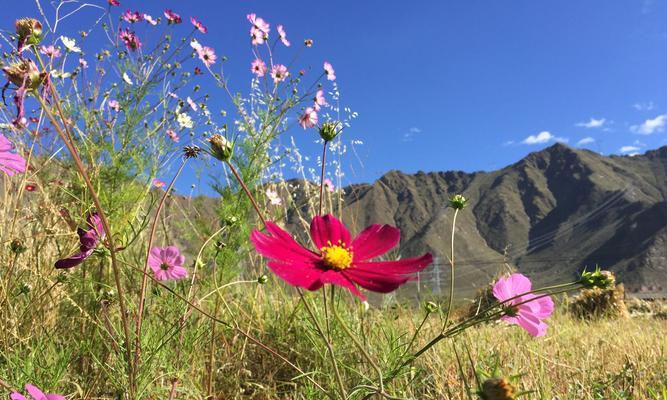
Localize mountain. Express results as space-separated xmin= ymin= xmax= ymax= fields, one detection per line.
xmin=288 ymin=144 xmax=667 ymax=298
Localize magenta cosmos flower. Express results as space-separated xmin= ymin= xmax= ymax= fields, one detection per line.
xmin=121 ymin=9 xmax=143 ymax=23
xmin=0 ymin=134 xmax=27 ymax=176
xmin=190 ymin=17 xmax=207 ymax=33
xmin=164 ymin=9 xmax=182 ymax=24
xmin=11 ymin=384 xmax=65 ymax=400
xmin=55 ymin=213 xmax=104 ymax=269
xmin=493 ymin=273 xmax=554 ymax=337
xmin=148 ymin=246 xmax=187 ymax=281
xmin=251 ymin=214 xmax=433 ymax=300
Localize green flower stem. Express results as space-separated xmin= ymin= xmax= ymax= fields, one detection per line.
xmin=442 ymin=208 xmax=460 ymax=332
xmin=225 ymin=160 xmax=267 ymax=228
xmin=318 ymin=141 xmax=328 ymax=216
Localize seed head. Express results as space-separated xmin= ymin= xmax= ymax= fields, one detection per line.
xmin=183 ymin=145 xmax=202 ymax=159
xmin=479 ymin=378 xmax=516 ymax=400
xmin=2 ymin=59 xmax=43 ymax=89
xmin=15 ymin=18 xmax=43 ymax=48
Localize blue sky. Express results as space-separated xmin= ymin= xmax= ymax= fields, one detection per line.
xmin=3 ymin=0 xmax=667 ymax=193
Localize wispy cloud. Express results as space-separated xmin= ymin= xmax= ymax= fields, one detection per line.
xmin=619 ymin=145 xmax=640 ymax=155
xmin=633 ymin=101 xmax=656 ymax=111
xmin=521 ymin=131 xmax=568 ymax=145
xmin=575 ymin=118 xmax=606 ymax=129
xmin=630 ymin=114 xmax=667 ymax=135
xmin=577 ymin=137 xmax=595 ymax=146
xmin=402 ymin=127 xmax=422 ymax=142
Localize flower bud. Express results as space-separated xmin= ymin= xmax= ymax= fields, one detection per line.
xmin=424 ymin=301 xmax=439 ymax=313
xmin=208 ymin=134 xmax=233 ymax=162
xmin=319 ymin=121 xmax=341 ymax=142
xmin=479 ymin=378 xmax=516 ymax=400
xmin=56 ymin=272 xmax=68 ymax=284
xmin=10 ymin=239 xmax=27 ymax=255
xmin=15 ymin=18 xmax=43 ymax=49
xmin=257 ymin=274 xmax=269 ymax=284
xmin=580 ymin=267 xmax=615 ymax=290
xmin=448 ymin=194 xmax=468 ymax=210
xmin=2 ymin=59 xmax=43 ymax=89
xmin=18 ymin=282 xmax=32 ymax=295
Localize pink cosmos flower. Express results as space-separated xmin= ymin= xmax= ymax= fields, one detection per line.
xmin=11 ymin=384 xmax=65 ymax=400
xmin=493 ymin=273 xmax=555 ymax=337
xmin=108 ymin=100 xmax=120 ymax=112
xmin=313 ymin=89 xmax=326 ymax=111
xmin=153 ymin=178 xmax=165 ymax=188
xmin=119 ymin=28 xmax=141 ymax=51
xmin=251 ymin=214 xmax=433 ymax=300
xmin=39 ymin=45 xmax=61 ymax=58
xmin=55 ymin=213 xmax=105 ymax=269
xmin=247 ymin=13 xmax=270 ymax=34
xmin=323 ymin=61 xmax=336 ymax=81
xmin=277 ymin=25 xmax=290 ymax=47
xmin=323 ymin=178 xmax=335 ymax=193
xmin=190 ymin=17 xmax=207 ymax=33
xmin=266 ymin=188 xmax=282 ymax=205
xmin=299 ymin=107 xmax=318 ymax=129
xmin=164 ymin=9 xmax=182 ymax=24
xmin=122 ymin=10 xmax=143 ymax=23
xmin=197 ymin=46 xmax=217 ymax=67
xmin=79 ymin=58 xmax=88 ymax=68
xmin=270 ymin=64 xmax=289 ymax=83
xmin=143 ymin=14 xmax=158 ymax=25
xmin=148 ymin=246 xmax=187 ymax=281
xmin=251 ymin=58 xmax=268 ymax=77
xmin=108 ymin=0 xmax=120 ymax=6
xmin=167 ymin=129 xmax=179 ymax=143
xmin=0 ymin=134 xmax=27 ymax=176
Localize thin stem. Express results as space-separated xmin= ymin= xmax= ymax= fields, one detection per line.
xmin=225 ymin=160 xmax=266 ymax=228
xmin=35 ymin=93 xmax=135 ymax=398
xmin=318 ymin=141 xmax=328 ymax=216
xmin=134 ymin=157 xmax=188 ymax=373
xmin=442 ymin=208 xmax=459 ymax=331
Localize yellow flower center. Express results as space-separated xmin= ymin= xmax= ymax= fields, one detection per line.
xmin=320 ymin=242 xmax=353 ymax=270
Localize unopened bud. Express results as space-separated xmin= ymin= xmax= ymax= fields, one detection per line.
xmin=448 ymin=194 xmax=467 ymax=210
xmin=18 ymin=282 xmax=32 ymax=295
xmin=319 ymin=121 xmax=341 ymax=142
xmin=208 ymin=134 xmax=233 ymax=162
xmin=479 ymin=377 xmax=516 ymax=400
xmin=257 ymin=274 xmax=269 ymax=284
xmin=580 ymin=267 xmax=615 ymax=290
xmin=10 ymin=239 xmax=27 ymax=255
xmin=424 ymin=301 xmax=439 ymax=313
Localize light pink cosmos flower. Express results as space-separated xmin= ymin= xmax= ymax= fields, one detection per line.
xmin=323 ymin=178 xmax=335 ymax=193
xmin=39 ymin=45 xmax=61 ymax=58
xmin=167 ymin=129 xmax=179 ymax=143
xmin=108 ymin=0 xmax=120 ymax=6
xmin=251 ymin=58 xmax=268 ymax=77
xmin=152 ymin=178 xmax=165 ymax=188
xmin=270 ymin=64 xmax=289 ymax=83
xmin=0 ymin=133 xmax=27 ymax=176
xmin=149 ymin=246 xmax=187 ymax=281
xmin=11 ymin=384 xmax=65 ymax=400
xmin=108 ymin=100 xmax=120 ymax=112
xmin=323 ymin=62 xmax=336 ymax=81
xmin=164 ymin=9 xmax=182 ymax=24
xmin=493 ymin=273 xmax=554 ymax=337
xmin=266 ymin=188 xmax=282 ymax=205
xmin=190 ymin=16 xmax=207 ymax=33
xmin=313 ymin=89 xmax=326 ymax=111
xmin=122 ymin=10 xmax=143 ymax=23
xmin=197 ymin=46 xmax=217 ymax=67
xmin=143 ymin=14 xmax=158 ymax=25
xmin=79 ymin=58 xmax=88 ymax=68
xmin=247 ymin=13 xmax=270 ymax=34
xmin=277 ymin=25 xmax=290 ymax=47
xmin=299 ymin=107 xmax=318 ymax=129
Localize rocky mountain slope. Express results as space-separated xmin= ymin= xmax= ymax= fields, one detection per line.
xmin=300 ymin=143 xmax=667 ymax=297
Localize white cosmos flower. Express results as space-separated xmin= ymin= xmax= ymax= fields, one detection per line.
xmin=177 ymin=113 xmax=193 ymax=129
xmin=60 ymin=36 xmax=81 ymax=53
xmin=122 ymin=72 xmax=133 ymax=85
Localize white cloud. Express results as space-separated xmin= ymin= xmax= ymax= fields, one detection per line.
xmin=521 ymin=131 xmax=568 ymax=145
xmin=633 ymin=101 xmax=655 ymax=111
xmin=630 ymin=114 xmax=667 ymax=135
xmin=577 ymin=137 xmax=595 ymax=145
xmin=576 ymin=118 xmax=606 ymax=129
xmin=619 ymin=145 xmax=640 ymax=154
xmin=402 ymin=127 xmax=422 ymax=142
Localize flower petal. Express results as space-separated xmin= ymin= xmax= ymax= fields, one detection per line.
xmin=353 ymin=253 xmax=433 ymax=275
xmin=493 ymin=273 xmax=532 ymax=302
xmin=54 ymin=249 xmax=93 ymax=269
xmin=319 ymin=270 xmax=365 ymax=300
xmin=519 ymin=293 xmax=554 ymax=319
xmin=351 ymin=224 xmax=400 ymax=261
xmin=343 ymin=268 xmax=412 ymax=294
xmin=25 ymin=384 xmax=47 ymax=400
xmin=309 ymin=214 xmax=351 ymax=249
xmin=10 ymin=393 xmax=27 ymax=400
xmin=251 ymin=222 xmax=319 ymax=263
xmin=267 ymin=260 xmax=324 ymax=290
xmin=516 ymin=313 xmax=548 ymax=337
